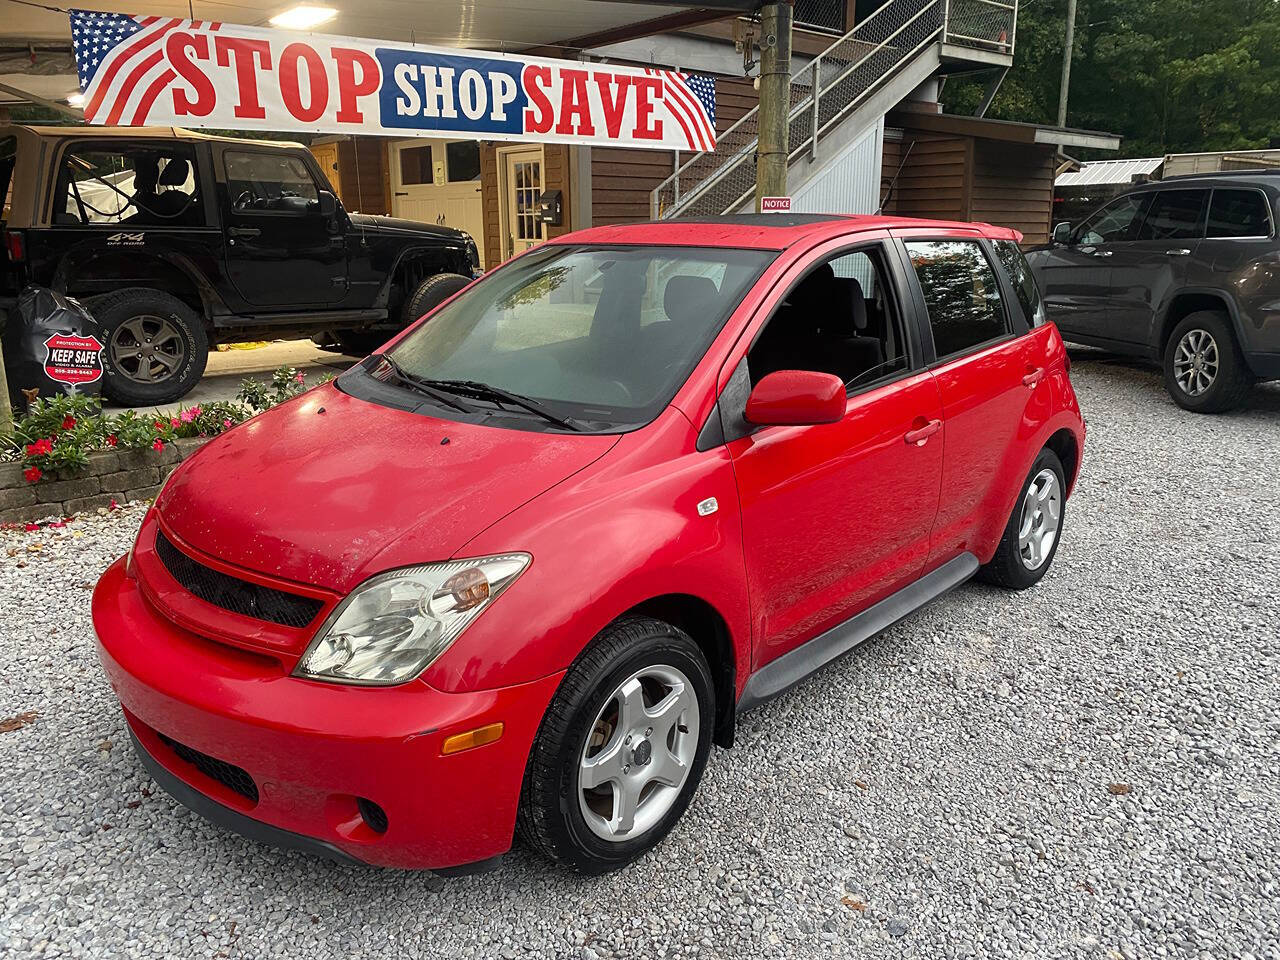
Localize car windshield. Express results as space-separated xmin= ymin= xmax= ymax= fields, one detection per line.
xmin=385 ymin=244 xmax=775 ymax=431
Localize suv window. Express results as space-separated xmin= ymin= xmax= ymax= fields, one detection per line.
xmin=0 ymin=135 xmax=15 ymax=222
xmin=993 ymin=239 xmax=1046 ymax=328
xmin=747 ymin=245 xmax=909 ymax=391
xmin=905 ymin=240 xmax=1010 ymax=359
xmin=226 ymin=151 xmax=319 ymax=213
xmin=1208 ymin=189 xmax=1272 ymax=238
xmin=1077 ymin=194 xmax=1147 ymax=244
xmin=1136 ymin=189 xmax=1207 ymax=241
xmin=55 ymin=145 xmax=202 ymax=226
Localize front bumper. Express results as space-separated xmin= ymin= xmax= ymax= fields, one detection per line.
xmin=92 ymin=556 xmax=563 ymax=870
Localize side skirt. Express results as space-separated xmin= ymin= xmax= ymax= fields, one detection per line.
xmin=736 ymin=552 xmax=980 ymax=714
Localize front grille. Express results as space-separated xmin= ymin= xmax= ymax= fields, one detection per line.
xmin=158 ymin=733 xmax=259 ymax=805
xmin=155 ymin=531 xmax=323 ymax=628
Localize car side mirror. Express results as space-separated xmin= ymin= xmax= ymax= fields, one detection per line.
xmin=317 ymin=190 xmax=337 ymax=218
xmin=744 ymin=370 xmax=847 ymax=427
xmin=1052 ymin=221 xmax=1073 ymax=245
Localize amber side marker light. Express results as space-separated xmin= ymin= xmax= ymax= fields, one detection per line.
xmin=441 ymin=722 xmax=504 ymax=755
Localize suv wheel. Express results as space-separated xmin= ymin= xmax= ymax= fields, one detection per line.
xmin=979 ymin=447 xmax=1066 ymax=590
xmin=1163 ymin=311 xmax=1253 ymax=413
xmin=92 ymin=288 xmax=208 ymax=406
xmin=518 ymin=617 xmax=714 ymax=874
xmin=403 ymin=273 xmax=472 ymax=325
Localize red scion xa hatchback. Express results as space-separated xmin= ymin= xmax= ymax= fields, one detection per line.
xmin=93 ymin=214 xmax=1085 ymax=875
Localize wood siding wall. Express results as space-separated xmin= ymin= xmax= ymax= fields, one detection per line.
xmin=590 ymin=76 xmax=758 ymax=226
xmin=969 ymin=140 xmax=1055 ymax=245
xmin=336 ymin=139 xmax=390 ymax=216
xmin=879 ymin=134 xmax=970 ymax=222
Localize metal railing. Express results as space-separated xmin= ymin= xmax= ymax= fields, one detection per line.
xmin=650 ymin=0 xmax=1017 ymax=220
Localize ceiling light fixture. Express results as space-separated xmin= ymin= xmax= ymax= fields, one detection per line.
xmin=268 ymin=5 xmax=338 ymax=29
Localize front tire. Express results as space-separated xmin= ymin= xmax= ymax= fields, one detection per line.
xmin=1163 ymin=311 xmax=1253 ymax=413
xmin=979 ymin=447 xmax=1066 ymax=590
xmin=518 ymin=617 xmax=714 ymax=874
xmin=402 ymin=272 xmax=472 ymax=325
xmin=93 ymin=288 xmax=208 ymax=406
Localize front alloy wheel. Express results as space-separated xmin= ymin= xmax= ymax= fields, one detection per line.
xmin=1172 ymin=328 xmax=1219 ymax=398
xmin=578 ymin=664 xmax=699 ymax=842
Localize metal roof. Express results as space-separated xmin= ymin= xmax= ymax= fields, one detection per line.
xmin=1056 ymin=157 xmax=1164 ymax=188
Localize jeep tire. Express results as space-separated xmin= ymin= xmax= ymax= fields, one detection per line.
xmin=403 ymin=272 xmax=472 ymax=325
xmin=1162 ymin=311 xmax=1254 ymax=413
xmin=93 ymin=288 xmax=208 ymax=406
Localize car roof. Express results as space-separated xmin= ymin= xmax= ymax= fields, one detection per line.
xmin=0 ymin=124 xmax=307 ymax=149
xmin=1129 ymin=171 xmax=1280 ymax=191
xmin=553 ymin=214 xmax=1021 ymax=251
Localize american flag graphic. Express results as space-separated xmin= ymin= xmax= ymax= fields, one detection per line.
xmin=647 ymin=69 xmax=718 ymax=152
xmin=71 ymin=9 xmax=221 ymax=126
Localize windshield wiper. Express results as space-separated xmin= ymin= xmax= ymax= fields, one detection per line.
xmin=375 ymin=355 xmax=474 ymax=414
xmin=418 ymin=379 xmax=582 ymax=432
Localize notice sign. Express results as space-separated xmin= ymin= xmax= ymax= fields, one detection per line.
xmin=43 ymin=332 xmax=104 ymax=386
xmin=69 ymin=9 xmax=718 ymax=151
xmin=760 ymin=197 xmax=792 ymax=212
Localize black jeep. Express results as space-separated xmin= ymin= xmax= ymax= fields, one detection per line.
xmin=1 ymin=125 xmax=478 ymax=405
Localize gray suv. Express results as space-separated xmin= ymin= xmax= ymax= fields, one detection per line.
xmin=1026 ymin=171 xmax=1280 ymax=412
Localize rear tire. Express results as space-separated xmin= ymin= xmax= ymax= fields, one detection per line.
xmin=1163 ymin=311 xmax=1253 ymax=413
xmin=518 ymin=617 xmax=714 ymax=874
xmin=92 ymin=287 xmax=208 ymax=406
xmin=979 ymin=447 xmax=1066 ymax=590
xmin=402 ymin=273 xmax=472 ymax=325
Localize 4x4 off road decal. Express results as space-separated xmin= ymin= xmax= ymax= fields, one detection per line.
xmin=106 ymin=232 xmax=145 ymax=246
xmin=68 ymin=10 xmax=716 ymax=151
xmin=43 ymin=332 xmax=105 ymax=386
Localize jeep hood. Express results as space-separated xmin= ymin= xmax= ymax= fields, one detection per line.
xmin=348 ymin=213 xmax=468 ymax=242
xmin=156 ymin=384 xmax=618 ymax=593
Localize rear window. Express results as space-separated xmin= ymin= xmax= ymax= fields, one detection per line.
xmin=1207 ymin=189 xmax=1272 ymax=238
xmin=1136 ymin=189 xmax=1207 ymax=241
xmin=993 ymin=239 xmax=1046 ymax=328
xmin=905 ymin=240 xmax=1010 ymax=359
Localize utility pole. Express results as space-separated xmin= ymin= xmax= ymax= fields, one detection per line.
xmin=1057 ymin=0 xmax=1078 ymax=128
xmin=754 ymin=0 xmax=793 ymax=210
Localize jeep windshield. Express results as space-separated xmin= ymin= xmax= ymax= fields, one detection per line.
xmin=376 ymin=244 xmax=775 ymax=432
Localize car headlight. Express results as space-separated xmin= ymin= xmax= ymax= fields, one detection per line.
xmin=294 ymin=554 xmax=530 ymax=686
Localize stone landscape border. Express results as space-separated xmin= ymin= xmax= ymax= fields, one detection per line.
xmin=0 ymin=438 xmax=209 ymax=524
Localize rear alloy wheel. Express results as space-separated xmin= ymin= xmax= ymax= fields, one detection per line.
xmin=979 ymin=447 xmax=1067 ymax=590
xmin=1162 ymin=311 xmax=1253 ymax=413
xmin=519 ymin=617 xmax=714 ymax=873
xmin=92 ymin=288 xmax=208 ymax=406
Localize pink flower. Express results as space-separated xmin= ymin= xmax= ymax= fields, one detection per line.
xmin=152 ymin=438 xmax=164 ymax=451
xmin=179 ymin=409 xmax=196 ymax=424
xmin=169 ymin=417 xmax=180 ymax=429
xmin=294 ymin=372 xmax=305 ymax=384
xmin=223 ymin=418 xmax=233 ymax=429
xmin=23 ymin=466 xmax=42 ymax=484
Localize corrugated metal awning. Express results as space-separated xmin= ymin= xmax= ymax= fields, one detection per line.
xmin=1056 ymin=157 xmax=1164 ymax=188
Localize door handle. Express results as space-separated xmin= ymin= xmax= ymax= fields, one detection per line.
xmin=394 ymin=191 xmax=409 ymax=196
xmin=1166 ymin=248 xmax=1192 ymax=256
xmin=904 ymin=419 xmax=942 ymax=446
xmin=1022 ymin=367 xmax=1045 ymax=387
xmin=1092 ymin=250 xmax=1113 ymax=257
xmin=227 ymin=226 xmax=260 ymax=238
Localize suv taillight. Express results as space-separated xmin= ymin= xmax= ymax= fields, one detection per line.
xmin=3 ymin=230 xmax=23 ymax=262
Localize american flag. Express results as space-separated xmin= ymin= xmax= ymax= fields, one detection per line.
xmin=647 ymin=69 xmax=717 ymax=152
xmin=70 ymin=9 xmax=221 ymax=126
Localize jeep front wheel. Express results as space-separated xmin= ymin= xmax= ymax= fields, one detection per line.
xmin=94 ymin=288 xmax=208 ymax=406
xmin=403 ymin=272 xmax=472 ymax=325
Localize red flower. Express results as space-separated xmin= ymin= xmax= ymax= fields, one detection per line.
xmin=152 ymin=438 xmax=165 ymax=451
xmin=154 ymin=421 xmax=165 ymax=432
xmin=24 ymin=523 xmax=40 ymax=532
xmin=25 ymin=437 xmax=53 ymax=457
xmin=23 ymin=466 xmax=42 ymax=484
xmin=109 ymin=499 xmax=120 ymax=511
xmin=61 ymin=416 xmax=77 ymax=431
xmin=106 ymin=435 xmax=118 ymax=447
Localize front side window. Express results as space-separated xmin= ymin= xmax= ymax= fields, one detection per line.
xmin=55 ymin=145 xmax=202 ymax=226
xmin=993 ymin=239 xmax=1047 ymax=328
xmin=1136 ymin=189 xmax=1207 ymax=241
xmin=747 ymin=245 xmax=909 ymax=391
xmin=905 ymin=240 xmax=1010 ymax=359
xmin=386 ymin=245 xmax=775 ymax=430
xmin=1208 ymin=189 xmax=1272 ymax=238
xmin=1076 ymin=194 xmax=1148 ymax=245
xmin=225 ymin=151 xmax=319 ymax=213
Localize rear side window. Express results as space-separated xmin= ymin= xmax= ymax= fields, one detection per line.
xmin=54 ymin=145 xmax=203 ymax=226
xmin=1208 ymin=189 xmax=1272 ymax=238
xmin=993 ymin=240 xmax=1047 ymax=328
xmin=905 ymin=240 xmax=1010 ymax=359
xmin=1136 ymin=189 xmax=1207 ymax=241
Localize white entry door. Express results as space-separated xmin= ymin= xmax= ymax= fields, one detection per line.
xmin=391 ymin=138 xmax=485 ymax=250
xmin=501 ymin=147 xmax=545 ymax=259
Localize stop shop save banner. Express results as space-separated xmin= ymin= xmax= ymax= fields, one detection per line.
xmin=69 ymin=9 xmax=718 ymax=151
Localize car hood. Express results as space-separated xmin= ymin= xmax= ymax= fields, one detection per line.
xmin=156 ymin=384 xmax=619 ymax=593
xmin=347 ymin=212 xmax=467 ymax=242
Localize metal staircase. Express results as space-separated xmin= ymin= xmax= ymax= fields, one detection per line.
xmin=650 ymin=0 xmax=1018 ymax=219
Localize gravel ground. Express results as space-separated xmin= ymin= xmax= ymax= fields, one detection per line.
xmin=2 ymin=354 xmax=1278 ymax=960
